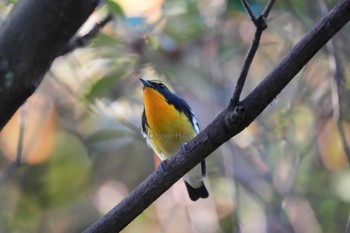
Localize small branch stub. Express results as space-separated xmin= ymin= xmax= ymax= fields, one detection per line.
xmin=233 ymin=105 xmax=246 ymax=119
xmin=224 ymin=105 xmax=246 ymax=132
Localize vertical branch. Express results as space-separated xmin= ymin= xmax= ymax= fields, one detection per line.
xmin=319 ymin=0 xmax=350 ymax=161
xmin=231 ymin=0 xmax=275 ymax=106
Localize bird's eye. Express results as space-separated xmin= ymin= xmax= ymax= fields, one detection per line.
xmin=159 ymin=84 xmax=165 ymax=89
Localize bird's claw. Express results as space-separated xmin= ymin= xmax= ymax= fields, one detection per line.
xmin=181 ymin=143 xmax=188 ymax=153
xmin=158 ymin=160 xmax=168 ymax=173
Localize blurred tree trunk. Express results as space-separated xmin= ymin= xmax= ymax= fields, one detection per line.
xmin=0 ymin=0 xmax=98 ymax=130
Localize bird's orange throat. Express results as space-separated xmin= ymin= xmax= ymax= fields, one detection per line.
xmin=143 ymin=87 xmax=172 ymax=128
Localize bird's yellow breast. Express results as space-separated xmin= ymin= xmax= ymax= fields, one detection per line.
xmin=143 ymin=88 xmax=196 ymax=159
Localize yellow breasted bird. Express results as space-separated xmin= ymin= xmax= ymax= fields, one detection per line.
xmin=140 ymin=78 xmax=209 ymax=201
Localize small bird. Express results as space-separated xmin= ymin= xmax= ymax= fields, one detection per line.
xmin=140 ymin=78 xmax=209 ymax=201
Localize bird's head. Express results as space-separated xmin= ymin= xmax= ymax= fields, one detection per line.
xmin=140 ymin=78 xmax=173 ymax=98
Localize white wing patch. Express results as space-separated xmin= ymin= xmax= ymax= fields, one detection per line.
xmin=191 ymin=110 xmax=200 ymax=134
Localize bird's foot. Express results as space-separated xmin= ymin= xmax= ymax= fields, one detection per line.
xmin=181 ymin=142 xmax=188 ymax=153
xmin=158 ymin=159 xmax=169 ymax=173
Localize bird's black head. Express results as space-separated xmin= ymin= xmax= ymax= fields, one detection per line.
xmin=140 ymin=78 xmax=173 ymax=98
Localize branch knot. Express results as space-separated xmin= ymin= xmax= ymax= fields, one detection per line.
xmin=256 ymin=15 xmax=268 ymax=31
xmin=224 ymin=105 xmax=246 ymax=133
xmin=231 ymin=105 xmax=245 ymax=122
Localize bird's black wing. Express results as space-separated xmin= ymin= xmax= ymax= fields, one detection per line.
xmin=167 ymin=95 xmax=198 ymax=131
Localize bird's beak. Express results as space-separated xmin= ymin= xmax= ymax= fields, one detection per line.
xmin=140 ymin=78 xmax=154 ymax=88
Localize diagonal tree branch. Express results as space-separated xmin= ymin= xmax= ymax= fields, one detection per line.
xmin=83 ymin=0 xmax=350 ymax=232
xmin=0 ymin=0 xmax=100 ymax=130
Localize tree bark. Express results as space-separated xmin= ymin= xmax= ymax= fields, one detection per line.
xmin=0 ymin=0 xmax=99 ymax=130
xmin=83 ymin=0 xmax=350 ymax=232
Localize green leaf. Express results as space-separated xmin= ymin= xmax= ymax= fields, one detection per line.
xmin=93 ymin=32 xmax=118 ymax=47
xmin=84 ymin=73 xmax=121 ymax=101
xmin=106 ymin=0 xmax=125 ymax=17
xmin=5 ymin=0 xmax=17 ymax=4
xmin=46 ymin=131 xmax=91 ymax=206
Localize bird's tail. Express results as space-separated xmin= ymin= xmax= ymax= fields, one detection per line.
xmin=184 ymin=181 xmax=209 ymax=201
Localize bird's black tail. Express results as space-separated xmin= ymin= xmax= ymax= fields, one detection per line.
xmin=184 ymin=181 xmax=209 ymax=201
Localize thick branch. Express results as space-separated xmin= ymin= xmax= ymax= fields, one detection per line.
xmin=0 ymin=0 xmax=99 ymax=130
xmin=84 ymin=0 xmax=350 ymax=232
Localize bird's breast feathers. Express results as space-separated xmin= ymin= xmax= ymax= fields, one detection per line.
xmin=143 ymin=87 xmax=197 ymax=158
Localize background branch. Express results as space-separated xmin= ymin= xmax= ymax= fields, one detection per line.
xmin=0 ymin=0 xmax=99 ymax=130
xmin=319 ymin=0 xmax=350 ymax=162
xmin=60 ymin=14 xmax=113 ymax=56
xmin=83 ymin=0 xmax=350 ymax=232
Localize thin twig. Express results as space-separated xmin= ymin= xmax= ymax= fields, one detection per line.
xmin=60 ymin=14 xmax=113 ymax=56
xmin=231 ymin=23 xmax=264 ymax=106
xmin=262 ymin=0 xmax=276 ymax=18
xmin=231 ymin=0 xmax=275 ymax=106
xmin=241 ymin=0 xmax=258 ymax=25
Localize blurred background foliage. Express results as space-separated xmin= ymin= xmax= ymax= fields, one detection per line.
xmin=0 ymin=0 xmax=349 ymax=232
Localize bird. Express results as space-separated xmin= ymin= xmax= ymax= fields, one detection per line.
xmin=140 ymin=78 xmax=209 ymax=201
